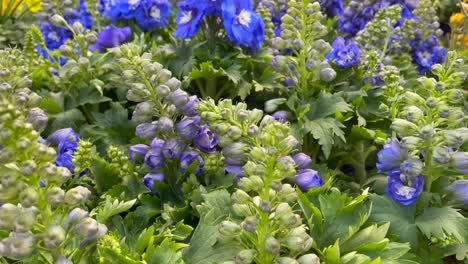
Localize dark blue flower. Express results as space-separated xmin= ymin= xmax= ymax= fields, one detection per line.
xmin=318 ymin=0 xmax=343 ymax=17
xmin=135 ymin=123 xmax=158 ymax=140
xmin=176 ymin=116 xmax=201 ymax=141
xmin=193 ymin=125 xmax=219 ymax=153
xmin=295 ymin=169 xmax=325 ymax=192
xmin=447 ymin=180 xmax=468 ymax=204
xmin=376 ymin=137 xmax=407 ymax=173
xmin=145 ymin=139 xmax=165 ymax=169
xmin=37 ymin=22 xmax=71 ymax=57
xmin=293 ymin=153 xmax=312 ymax=169
xmin=162 ymin=138 xmax=185 ymax=159
xmin=225 ymin=164 xmax=244 ymax=178
xmin=135 ymin=0 xmax=172 ymax=31
xmin=174 ymin=1 xmax=207 ymax=38
xmin=386 ymin=170 xmax=424 ymax=206
xmin=187 ymin=0 xmax=222 ymax=16
xmin=129 ymin=144 xmax=150 ymax=161
xmin=143 ymin=172 xmax=164 ymax=191
xmin=410 ymin=36 xmax=446 ymax=73
xmin=47 ymin=128 xmax=79 ymax=173
xmin=90 ymin=25 xmax=131 ymax=52
xmin=326 ymin=37 xmax=361 ymax=67
xmin=180 ymin=149 xmax=204 ymax=176
xmin=222 ymin=0 xmax=265 ymax=52
xmin=182 ymin=96 xmax=200 ymax=116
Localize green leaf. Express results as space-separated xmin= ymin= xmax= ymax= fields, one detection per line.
xmin=145 ymin=238 xmax=186 ymax=264
xmin=96 ymin=197 xmax=137 ymax=223
xmin=324 ymin=240 xmax=342 ymax=264
xmin=415 ymin=207 xmax=468 ymax=243
xmin=172 ymin=221 xmax=193 ymax=241
xmin=90 ymin=157 xmax=121 ymax=193
xmin=237 ymin=79 xmax=252 ymax=101
xmin=368 ymin=194 xmax=418 ymax=248
xmin=340 ymin=223 xmax=390 ymax=253
xmin=307 ymin=92 xmax=352 ymax=120
xmin=135 ymin=194 xmax=163 ymax=219
xmin=183 ymin=190 xmax=242 ymax=264
xmin=297 ymin=191 xmax=323 ymax=236
xmin=304 ymin=117 xmax=346 ymax=158
xmin=48 ymin=108 xmax=85 ymax=132
xmin=136 ymin=226 xmax=155 ymax=255
xmin=39 ymin=98 xmax=62 ymax=114
xmin=188 ymin=61 xmax=227 ymax=80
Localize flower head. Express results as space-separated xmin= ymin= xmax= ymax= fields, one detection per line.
xmin=145 ymin=139 xmax=165 ymax=169
xmin=293 ymin=153 xmax=312 ymax=169
xmin=386 ymin=170 xmax=424 ymax=206
xmin=326 ymin=37 xmax=361 ymax=67
xmin=222 ymin=0 xmax=265 ymax=52
xmin=180 ymin=149 xmax=204 ymax=176
xmin=90 ymin=25 xmax=131 ymax=52
xmin=376 ymin=138 xmax=407 ymax=173
xmin=47 ymin=128 xmax=79 ymax=173
xmin=129 ymin=144 xmax=150 ymax=161
xmin=295 ymin=169 xmax=325 ymax=192
xmin=135 ymin=0 xmax=172 ymax=31
xmin=193 ymin=125 xmax=219 ymax=153
xmin=410 ymin=36 xmax=447 ymax=73
xmin=450 ymin=152 xmax=468 ymax=175
xmin=162 ymin=138 xmax=185 ymax=159
xmin=176 ymin=116 xmax=201 ymax=141
xmin=144 ymin=172 xmax=164 ymax=191
xmin=175 ymin=2 xmax=206 ymax=38
xmin=447 ymin=180 xmax=468 ymax=204
xmin=318 ymin=0 xmax=343 ymax=17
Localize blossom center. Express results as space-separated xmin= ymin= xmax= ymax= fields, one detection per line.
xmin=150 ymin=6 xmax=161 ymax=20
xmin=396 ymin=185 xmax=415 ymax=199
xmin=180 ymin=10 xmax=193 ymax=24
xmin=238 ymin=9 xmax=251 ymax=26
xmin=48 ymin=31 xmax=60 ymax=42
xmin=419 ymin=51 xmax=431 ymax=65
xmin=129 ymin=0 xmax=140 ymax=8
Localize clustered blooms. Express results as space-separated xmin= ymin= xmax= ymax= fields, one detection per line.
xmin=37 ymin=0 xmax=93 ymax=61
xmin=46 ymin=128 xmax=81 ymax=176
xmin=90 ymin=25 xmax=132 ymax=52
xmin=325 ymin=36 xmax=361 ymax=68
xmin=101 ymin=0 xmax=172 ymax=31
xmin=376 ymin=138 xmax=424 ymax=205
xmin=409 ymin=36 xmax=446 ymax=73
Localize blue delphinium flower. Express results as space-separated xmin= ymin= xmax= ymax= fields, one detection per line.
xmin=272 ymin=110 xmax=290 ymax=123
xmin=318 ymin=0 xmax=343 ymax=17
xmin=222 ymin=0 xmax=266 ymax=52
xmin=193 ymin=125 xmax=219 ymax=153
xmin=293 ymin=153 xmax=312 ymax=170
xmin=135 ymin=123 xmax=158 ymax=140
xmin=37 ymin=22 xmax=71 ymax=62
xmin=295 ymin=169 xmax=325 ymax=192
xmin=447 ymin=180 xmax=468 ymax=204
xmin=162 ymin=138 xmax=185 ymax=159
xmin=144 ymin=172 xmax=164 ymax=191
xmin=376 ymin=137 xmax=407 ymax=173
xmin=180 ymin=149 xmax=204 ymax=176
xmin=176 ymin=116 xmax=201 ymax=141
xmin=145 ymin=138 xmax=165 ymax=169
xmin=187 ymin=0 xmax=222 ymax=16
xmin=135 ymin=0 xmax=172 ymax=31
xmin=183 ymin=96 xmax=200 ymax=116
xmin=450 ymin=152 xmax=468 ymax=175
xmin=174 ymin=1 xmax=207 ymax=38
xmin=64 ymin=0 xmax=94 ymax=30
xmin=129 ymin=144 xmax=150 ymax=161
xmin=47 ymin=128 xmax=79 ymax=173
xmin=326 ymin=37 xmax=361 ymax=67
xmin=386 ymin=170 xmax=424 ymax=205
xmin=410 ymin=36 xmax=447 ymax=73
xmin=225 ymin=165 xmax=244 ymax=178
xmin=90 ymin=25 xmax=131 ymax=52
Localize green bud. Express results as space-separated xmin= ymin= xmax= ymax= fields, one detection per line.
xmin=278 ymin=184 xmax=298 ymax=203
xmin=65 ymin=186 xmax=91 ymax=206
xmin=298 ymin=254 xmax=320 ymax=264
xmin=444 ymin=89 xmax=464 ymax=104
xmin=266 ymin=236 xmax=280 ymax=255
xmin=277 ymin=257 xmax=299 ymax=264
xmin=278 ymin=135 xmax=300 ymax=153
xmin=418 ymin=77 xmax=436 ymax=90
xmin=219 ymin=221 xmax=241 ymax=236
xmin=432 ymin=147 xmax=450 ymax=164
xmin=46 ymin=187 xmax=65 ymax=207
xmin=405 ymin=106 xmax=424 ymax=123
xmin=19 ymin=188 xmax=39 ymax=208
xmin=44 ymin=225 xmax=66 ymax=248
xmin=403 ymin=92 xmax=425 ymax=106
xmin=232 ymin=203 xmax=252 ymax=217
xmin=444 ymin=130 xmax=465 ymax=148
xmin=419 ymin=125 xmax=434 ymax=139
xmin=391 ymin=119 xmax=419 ymax=137
xmin=400 ymin=136 xmax=422 ymax=151
xmin=165 ymin=77 xmax=181 ymax=91
xmin=13 ymin=210 xmax=37 ymax=232
xmin=249 ymin=109 xmax=264 ymax=123
xmin=247 ymin=125 xmax=259 ymax=137
xmin=50 ymin=14 xmax=68 ymax=27
xmin=425 ymin=97 xmax=438 ymax=108
xmin=448 ymin=109 xmax=464 ymax=124
xmin=275 ymin=203 xmax=292 ymax=216
xmin=227 ymin=126 xmax=242 ymax=140
xmin=231 ymin=189 xmax=251 ymax=204
xmin=242 ymin=216 xmax=258 ymax=233
xmin=75 ymin=217 xmax=99 ymax=237
xmin=235 ymin=249 xmax=256 ymax=264
xmin=78 ymin=57 xmax=90 ymax=68
xmin=0 ymin=204 xmax=20 ymax=229
xmin=20 ymin=160 xmax=37 ymax=176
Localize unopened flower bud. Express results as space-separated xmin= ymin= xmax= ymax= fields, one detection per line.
xmin=75 ymin=217 xmax=99 ymax=237
xmin=242 ymin=216 xmax=258 ymax=233
xmin=400 ymin=158 xmax=423 ymax=177
xmin=448 ymin=109 xmax=464 ymax=123
xmin=278 ymin=135 xmax=299 ymax=152
xmin=65 ymin=208 xmax=88 ymax=229
xmin=419 ymin=125 xmax=434 ymax=139
xmin=444 ymin=130 xmax=464 ymax=148
xmin=277 ymin=257 xmax=299 ymax=264
xmin=127 ymin=87 xmax=150 ymax=102
xmin=231 ymin=189 xmax=251 ymax=204
xmin=20 ymin=160 xmax=37 ymax=176
xmin=65 ymin=186 xmax=91 ymax=206
xmin=275 ymin=203 xmax=292 ymax=216
xmin=247 ymin=125 xmax=259 ymax=137
xmin=403 ymin=92 xmax=425 ymax=106
xmin=44 ymin=225 xmax=66 ymax=248
xmin=85 ymin=32 xmax=97 ymax=44
xmin=391 ymin=119 xmax=419 ymax=137
xmin=444 ymin=89 xmax=464 ymax=104
xmin=235 ymin=249 xmax=256 ymax=264
xmin=46 ymin=187 xmax=65 ymax=207
xmin=405 ymin=106 xmax=423 ymax=123
xmin=13 ymin=210 xmax=36 ymax=232
xmin=400 ymin=136 xmax=422 ymax=150
xmin=320 ymin=68 xmax=336 ymax=82
xmin=426 ymin=97 xmax=438 ymax=108
xmin=5 ymin=232 xmax=36 ymax=258
xmin=28 ymin=108 xmax=48 ymax=132
xmin=19 ymin=188 xmax=39 ymax=208
xmin=450 ymin=152 xmax=468 ymax=175
xmin=156 ymin=84 xmax=171 ymax=97
xmin=298 ymin=254 xmax=320 ymax=264
xmin=50 ymin=14 xmax=68 ymax=27
xmin=433 ymin=147 xmax=450 ymax=164
xmin=55 ymin=256 xmax=73 ymax=264
xmin=232 ymin=203 xmax=252 ymax=217
xmin=219 ymin=221 xmax=240 ymax=236
xmin=418 ymin=77 xmax=436 ymax=90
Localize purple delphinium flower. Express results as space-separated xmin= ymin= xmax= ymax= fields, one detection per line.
xmin=326 ymin=37 xmax=361 ymax=67
xmin=376 ymin=138 xmax=407 ymax=173
xmin=129 ymin=144 xmax=151 ymax=161
xmin=90 ymin=25 xmax=131 ymax=52
xmin=162 ymin=138 xmax=185 ymax=159
xmin=174 ymin=1 xmax=207 ymax=38
xmin=272 ymin=110 xmax=290 ymax=122
xmin=410 ymin=36 xmax=447 ymax=73
xmin=222 ymin=0 xmax=265 ymax=52
xmin=225 ymin=164 xmax=244 ymax=178
xmin=450 ymin=152 xmax=468 ymax=175
xmin=293 ymin=153 xmax=312 ymax=169
xmin=193 ymin=125 xmax=219 ymax=153
xmin=47 ymin=128 xmax=79 ymax=173
xmin=135 ymin=123 xmax=158 ymax=140
xmin=144 ymin=172 xmax=164 ymax=191
xmin=295 ymin=169 xmax=325 ymax=192
xmin=135 ymin=0 xmax=172 ymax=31
xmin=386 ymin=170 xmax=424 ymax=205
xmin=176 ymin=116 xmax=201 ymax=141
xmin=447 ymin=180 xmax=468 ymax=204
xmin=318 ymin=0 xmax=343 ymax=17
xmin=165 ymin=89 xmax=189 ymax=109
xmin=182 ymin=96 xmax=200 ymax=116
xmin=144 ymin=138 xmax=165 ymax=169
xmin=180 ymin=149 xmax=204 ymax=176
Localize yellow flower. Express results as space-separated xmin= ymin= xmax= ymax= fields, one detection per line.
xmin=450 ymin=13 xmax=465 ymax=27
xmin=1 ymin=0 xmax=42 ymax=15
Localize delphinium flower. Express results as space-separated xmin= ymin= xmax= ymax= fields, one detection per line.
xmin=325 ymin=36 xmax=361 ymax=67
xmin=409 ymin=36 xmax=446 ymax=73
xmin=46 ymin=128 xmax=80 ymax=175
xmin=376 ymin=137 xmax=408 ymax=173
xmin=90 ymin=25 xmax=132 ymax=52
xmin=101 ymin=0 xmax=172 ymax=31
xmin=447 ymin=180 xmax=468 ymax=205
xmin=386 ymin=170 xmax=424 ymax=205
xmin=256 ymin=0 xmax=287 ymax=38
xmin=317 ymin=0 xmax=343 ymax=17
xmin=174 ymin=0 xmax=266 ymax=52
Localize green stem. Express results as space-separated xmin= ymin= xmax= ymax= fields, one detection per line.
xmin=352 ymin=141 xmax=367 ymax=184
xmin=206 ymin=78 xmax=217 ymax=100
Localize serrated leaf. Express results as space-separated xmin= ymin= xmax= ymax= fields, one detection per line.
xmin=90 ymin=157 xmax=121 ymax=193
xmin=136 ymin=226 xmax=155 ymax=255
xmin=340 ymin=223 xmax=390 ymax=253
xmin=39 ymin=98 xmax=62 ymax=114
xmin=304 ymin=117 xmax=346 ymax=158
xmin=135 ymin=194 xmax=162 ymax=219
xmin=48 ymin=108 xmax=85 ymax=132
xmin=189 ymin=61 xmax=227 ymax=80
xmin=97 ymin=197 xmax=136 ymax=223
xmin=237 ymin=79 xmax=251 ymax=100
xmin=225 ymin=64 xmax=242 ymax=85
xmin=369 ymin=194 xmax=418 ymax=248
xmin=307 ymin=92 xmax=351 ymax=120
xmin=145 ymin=238 xmax=185 ymax=264
xmin=415 ymin=207 xmax=468 ymax=243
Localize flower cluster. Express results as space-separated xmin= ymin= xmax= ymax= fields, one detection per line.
xmin=326 ymin=36 xmax=361 ymax=68
xmin=175 ymin=0 xmax=265 ymax=51
xmin=377 ymin=52 xmax=467 ymax=205
xmin=101 ymin=0 xmax=172 ymax=31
